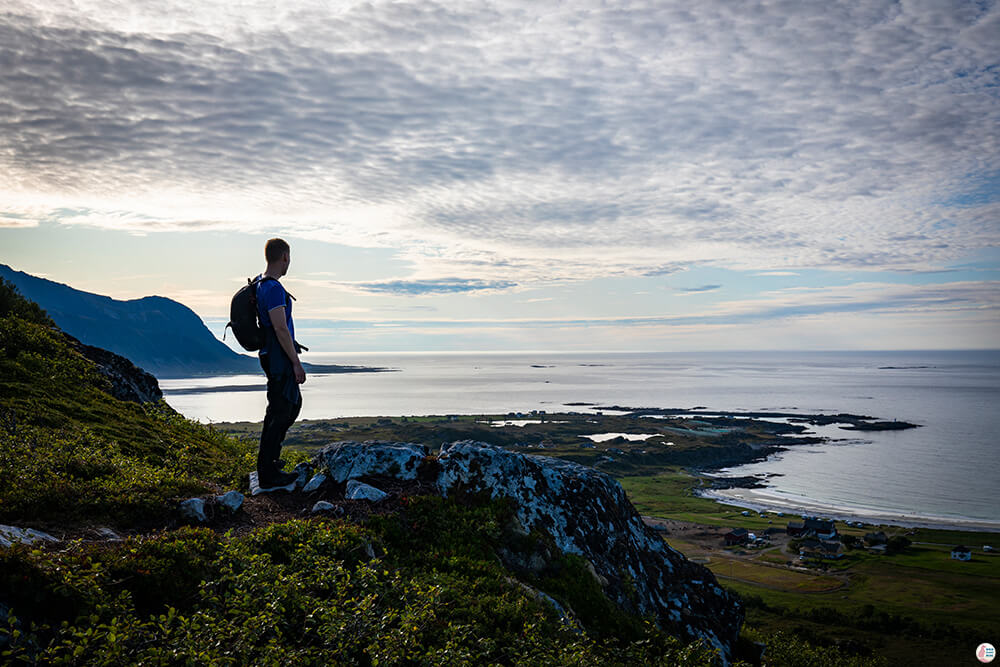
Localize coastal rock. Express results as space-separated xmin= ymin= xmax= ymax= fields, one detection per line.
xmin=312 ymin=501 xmax=337 ymax=513
xmin=317 ymin=441 xmax=428 ymax=482
xmin=0 ymin=525 xmax=60 ymax=548
xmin=216 ymin=490 xmax=244 ymax=513
xmin=346 ymin=479 xmax=389 ymax=502
xmin=302 ymin=472 xmax=328 ymax=492
xmin=179 ymin=498 xmax=207 ymax=523
xmin=435 ymin=440 xmax=743 ymax=662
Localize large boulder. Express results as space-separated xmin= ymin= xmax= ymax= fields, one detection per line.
xmin=435 ymin=441 xmax=742 ymax=661
xmin=310 ymin=440 xmax=742 ymax=662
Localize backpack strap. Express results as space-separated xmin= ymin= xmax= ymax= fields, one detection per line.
xmin=253 ymin=275 xmax=294 ymax=300
xmin=252 ymin=275 xmax=304 ymax=350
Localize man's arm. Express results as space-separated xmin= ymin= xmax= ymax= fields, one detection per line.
xmin=268 ymin=306 xmax=306 ymax=384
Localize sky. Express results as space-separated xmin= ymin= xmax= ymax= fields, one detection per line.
xmin=1 ymin=0 xmax=998 ymax=354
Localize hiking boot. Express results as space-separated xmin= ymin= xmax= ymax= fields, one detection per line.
xmin=257 ymin=470 xmax=298 ymax=490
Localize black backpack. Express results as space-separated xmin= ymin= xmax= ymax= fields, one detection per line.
xmin=224 ymin=276 xmax=276 ymax=351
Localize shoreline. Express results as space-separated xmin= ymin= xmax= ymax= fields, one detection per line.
xmin=699 ymin=487 xmax=1000 ymax=534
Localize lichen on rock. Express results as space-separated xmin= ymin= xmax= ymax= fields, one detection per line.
xmin=317 ymin=440 xmax=428 ymax=482
xmin=310 ymin=439 xmax=743 ymax=662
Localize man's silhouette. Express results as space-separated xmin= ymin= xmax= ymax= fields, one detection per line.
xmin=255 ymin=238 xmax=306 ymax=489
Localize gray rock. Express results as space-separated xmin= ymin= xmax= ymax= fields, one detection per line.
xmin=0 ymin=524 xmax=59 ymax=548
xmin=317 ymin=441 xmax=428 ymax=482
xmin=216 ymin=490 xmax=244 ymax=513
xmin=95 ymin=527 xmax=122 ymax=541
xmin=293 ymin=461 xmax=313 ymax=489
xmin=178 ymin=498 xmax=207 ymax=523
xmin=312 ymin=500 xmax=337 ymax=513
xmin=435 ymin=440 xmax=742 ymax=663
xmin=346 ymin=479 xmax=389 ymax=502
xmin=302 ymin=472 xmax=328 ymax=492
xmin=63 ymin=334 xmax=163 ymax=404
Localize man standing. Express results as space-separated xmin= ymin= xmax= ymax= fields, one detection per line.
xmin=255 ymin=238 xmax=306 ymax=489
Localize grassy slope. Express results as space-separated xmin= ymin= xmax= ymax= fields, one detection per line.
xmin=0 ymin=300 xmax=255 ymax=526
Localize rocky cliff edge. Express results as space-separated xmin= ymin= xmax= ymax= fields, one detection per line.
xmin=303 ymin=440 xmax=744 ymax=662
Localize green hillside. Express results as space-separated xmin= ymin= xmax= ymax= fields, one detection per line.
xmin=0 ymin=278 xmax=253 ymax=525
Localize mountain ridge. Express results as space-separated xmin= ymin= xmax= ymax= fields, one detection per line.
xmin=0 ymin=264 xmax=381 ymax=378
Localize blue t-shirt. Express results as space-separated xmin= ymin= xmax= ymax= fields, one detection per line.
xmin=256 ymin=276 xmax=294 ymax=353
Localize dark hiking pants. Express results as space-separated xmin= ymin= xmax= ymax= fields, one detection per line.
xmin=258 ymin=352 xmax=302 ymax=477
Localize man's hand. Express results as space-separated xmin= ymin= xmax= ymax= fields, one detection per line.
xmin=294 ymin=360 xmax=306 ymax=385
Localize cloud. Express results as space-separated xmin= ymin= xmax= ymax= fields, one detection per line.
xmin=338 ymin=278 xmax=518 ymax=295
xmin=279 ymin=280 xmax=1000 ymax=328
xmin=676 ymin=284 xmax=722 ymax=294
xmin=0 ymin=214 xmax=37 ymax=228
xmin=1 ymin=1 xmax=999 ymax=284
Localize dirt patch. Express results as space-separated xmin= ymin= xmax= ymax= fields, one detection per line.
xmin=19 ymin=476 xmax=440 ymax=549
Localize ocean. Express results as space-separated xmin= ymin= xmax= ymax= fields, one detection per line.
xmin=161 ymin=350 xmax=1000 ymax=528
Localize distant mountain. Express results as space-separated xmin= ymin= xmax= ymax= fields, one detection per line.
xmin=0 ymin=264 xmax=378 ymax=378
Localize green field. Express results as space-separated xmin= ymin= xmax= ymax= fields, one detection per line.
xmin=620 ymin=470 xmax=1000 ymax=664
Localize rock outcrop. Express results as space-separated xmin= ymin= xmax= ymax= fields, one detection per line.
xmin=310 ymin=440 xmax=743 ymax=662
xmin=64 ymin=333 xmax=163 ymax=404
xmin=0 ymin=525 xmax=59 ymax=548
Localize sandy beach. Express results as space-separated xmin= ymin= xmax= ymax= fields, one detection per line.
xmin=701 ymin=487 xmax=1000 ymax=534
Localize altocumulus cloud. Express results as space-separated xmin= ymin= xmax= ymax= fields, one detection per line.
xmin=1 ymin=0 xmax=999 ymax=283
xmin=339 ymin=278 xmax=518 ymax=296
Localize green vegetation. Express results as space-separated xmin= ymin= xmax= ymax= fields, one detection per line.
xmin=0 ymin=278 xmax=256 ymax=525
xmin=617 ymin=469 xmax=783 ymax=529
xmin=2 ymin=498 xmax=727 ymax=665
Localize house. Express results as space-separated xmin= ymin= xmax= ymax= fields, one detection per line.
xmin=725 ymin=528 xmax=749 ymax=546
xmin=804 ymin=518 xmax=837 ymax=540
xmin=864 ymin=531 xmax=888 ymax=546
xmin=818 ymin=540 xmax=844 ymax=559
xmin=786 ymin=521 xmax=806 ymax=536
xmin=799 ymin=539 xmax=844 ymax=560
xmin=951 ymin=545 xmax=972 ymax=561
